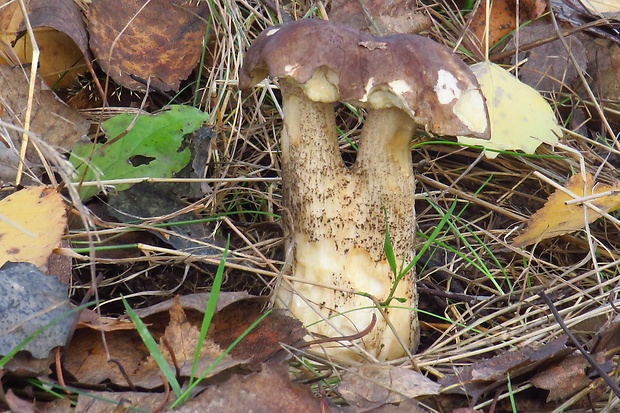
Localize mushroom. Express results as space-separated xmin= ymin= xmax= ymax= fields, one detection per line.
xmin=240 ymin=19 xmax=489 ymax=361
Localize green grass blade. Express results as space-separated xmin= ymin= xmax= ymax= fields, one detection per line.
xmin=122 ymin=297 xmax=183 ymax=398
xmin=170 ymin=310 xmax=271 ymax=409
xmin=189 ymin=236 xmax=230 ymax=386
xmin=383 ymin=210 xmax=398 ymax=277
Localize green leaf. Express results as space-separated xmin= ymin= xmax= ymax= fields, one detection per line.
xmin=70 ymin=105 xmax=209 ymax=199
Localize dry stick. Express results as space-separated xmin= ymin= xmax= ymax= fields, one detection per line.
xmin=135 ymin=244 xmax=278 ymax=277
xmin=153 ymin=375 xmax=170 ymax=413
xmin=111 ymin=399 xmax=132 ymax=413
xmin=77 ymin=0 xmax=154 ymax=368
xmin=55 ymin=348 xmax=65 ymax=389
xmin=161 ymin=337 xmax=180 ymax=377
xmin=301 ymin=314 xmax=377 ymax=348
xmin=73 ymin=176 xmax=280 ymax=188
xmin=63 ymin=273 xmax=104 ymax=358
xmin=539 ymin=291 xmax=620 ymax=398
xmin=108 ymin=359 xmax=137 ymax=391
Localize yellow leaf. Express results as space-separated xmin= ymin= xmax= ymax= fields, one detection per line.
xmin=0 ymin=2 xmax=87 ymax=88
xmin=513 ymin=173 xmax=620 ymax=247
xmin=581 ymin=0 xmax=620 ymax=13
xmin=458 ymin=61 xmax=561 ymax=159
xmin=0 ymin=187 xmax=66 ymax=267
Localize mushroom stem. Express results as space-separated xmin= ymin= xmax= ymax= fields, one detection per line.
xmin=276 ymin=82 xmax=418 ymax=361
xmin=354 ymin=107 xmax=417 ymax=261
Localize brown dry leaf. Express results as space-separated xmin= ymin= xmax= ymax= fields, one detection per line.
xmin=339 ymin=364 xmax=440 ymax=408
xmin=579 ymin=36 xmax=620 ymax=127
xmin=135 ymin=292 xmax=305 ymax=366
xmin=329 ymin=0 xmax=432 ymax=34
xmin=63 ymin=328 xmax=150 ymax=385
xmin=73 ymin=392 xmax=162 ymax=413
xmin=363 ymin=399 xmax=430 ymax=413
xmin=134 ymin=291 xmax=254 ymax=318
xmin=64 ymin=296 xmax=247 ymax=388
xmin=513 ymin=173 xmax=620 ymax=247
xmin=2 ymin=351 xmax=55 ymax=376
xmin=0 ymin=65 xmax=89 ymax=182
xmin=439 ymin=336 xmax=572 ymax=403
xmin=508 ymin=22 xmax=587 ymax=94
xmin=592 ymin=313 xmax=620 ymax=353
xmin=88 ymin=0 xmax=209 ymax=91
xmin=0 ymin=0 xmax=89 ymax=88
xmin=159 ymin=296 xmax=200 ymax=357
xmin=465 ymin=0 xmax=547 ymax=56
xmin=210 ymin=301 xmax=306 ymax=366
xmin=530 ymin=353 xmax=611 ymax=402
xmin=0 ymin=187 xmax=66 ymax=267
xmin=175 ymin=363 xmax=328 ymax=413
xmin=5 ymin=390 xmax=35 ymax=413
xmin=77 ymin=308 xmax=136 ymax=332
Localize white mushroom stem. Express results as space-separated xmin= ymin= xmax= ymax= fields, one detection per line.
xmin=275 ymin=80 xmax=418 ymax=361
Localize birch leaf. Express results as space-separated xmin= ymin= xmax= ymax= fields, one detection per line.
xmin=0 ymin=187 xmax=66 ymax=267
xmin=513 ymin=173 xmax=620 ymax=246
xmin=458 ymin=61 xmax=561 ymax=158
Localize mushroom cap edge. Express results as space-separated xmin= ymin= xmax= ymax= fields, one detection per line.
xmin=239 ymin=19 xmax=490 ymax=139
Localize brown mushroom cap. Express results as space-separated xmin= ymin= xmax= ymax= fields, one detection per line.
xmin=239 ymin=19 xmax=490 ymax=139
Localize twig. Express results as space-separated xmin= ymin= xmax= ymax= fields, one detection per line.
xmin=539 ymin=291 xmax=620 ymax=399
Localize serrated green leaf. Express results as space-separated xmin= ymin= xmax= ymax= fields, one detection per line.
xmin=70 ymin=105 xmax=209 ymax=199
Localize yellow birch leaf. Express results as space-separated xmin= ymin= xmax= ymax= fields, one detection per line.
xmin=513 ymin=173 xmax=620 ymax=247
xmin=0 ymin=1 xmax=88 ymax=88
xmin=0 ymin=186 xmax=66 ymax=267
xmin=458 ymin=61 xmax=561 ymax=159
xmin=580 ymin=0 xmax=620 ymax=13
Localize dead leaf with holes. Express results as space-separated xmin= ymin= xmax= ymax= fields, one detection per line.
xmin=88 ymin=0 xmax=209 ymax=91
xmin=0 ymin=187 xmax=66 ymax=268
xmin=513 ymin=173 xmax=620 ymax=246
xmin=0 ymin=0 xmax=89 ymax=88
